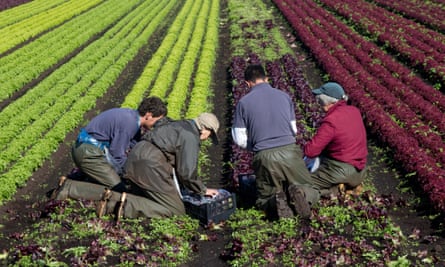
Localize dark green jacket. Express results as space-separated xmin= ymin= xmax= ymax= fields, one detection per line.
xmin=142 ymin=119 xmax=206 ymax=195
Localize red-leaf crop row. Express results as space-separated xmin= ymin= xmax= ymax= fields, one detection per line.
xmin=369 ymin=0 xmax=445 ymax=32
xmin=279 ymin=0 xmax=445 ymax=164
xmin=320 ymin=0 xmax=445 ymax=84
xmin=230 ymin=55 xmax=256 ymax=185
xmin=274 ymin=0 xmax=445 ymax=213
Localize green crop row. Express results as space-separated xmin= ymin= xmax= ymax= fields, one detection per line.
xmin=122 ymin=0 xmax=220 ymax=120
xmin=0 ymin=0 xmax=157 ymax=136
xmin=0 ymin=0 xmax=105 ymax=54
xmin=149 ymin=0 xmax=206 ymax=112
xmin=166 ymin=0 xmax=210 ymax=118
xmin=185 ymin=0 xmax=220 ymax=118
xmin=227 ymin=0 xmax=293 ymax=61
xmin=120 ymin=0 xmax=220 ymax=180
xmin=0 ymin=0 xmax=141 ymax=102
xmin=0 ymin=0 xmax=179 ymax=203
xmin=0 ymin=0 xmax=67 ymax=29
xmin=121 ymin=0 xmax=197 ymax=110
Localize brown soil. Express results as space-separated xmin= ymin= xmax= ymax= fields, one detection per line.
xmin=1 ymin=0 xmax=445 ymax=266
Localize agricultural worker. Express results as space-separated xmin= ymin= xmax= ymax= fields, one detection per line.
xmin=232 ymin=64 xmax=319 ymax=220
xmin=66 ymin=96 xmax=166 ymax=193
xmin=304 ymin=82 xmax=368 ymax=197
xmin=48 ymin=113 xmax=221 ymax=221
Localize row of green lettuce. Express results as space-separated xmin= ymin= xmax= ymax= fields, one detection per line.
xmin=0 ymin=0 xmax=220 ymax=204
xmin=122 ymin=0 xmax=220 ymax=119
xmin=0 ymin=0 xmax=105 ymax=54
xmin=0 ymin=0 xmax=141 ymax=102
xmin=0 ymin=0 xmax=181 ymax=203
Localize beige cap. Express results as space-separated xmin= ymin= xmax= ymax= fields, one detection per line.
xmin=194 ymin=112 xmax=219 ymax=144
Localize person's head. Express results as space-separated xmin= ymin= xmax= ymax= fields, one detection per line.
xmin=137 ymin=96 xmax=168 ymax=130
xmin=193 ymin=112 xmax=220 ymax=144
xmin=312 ymin=82 xmax=348 ymax=112
xmin=244 ymin=64 xmax=268 ymax=88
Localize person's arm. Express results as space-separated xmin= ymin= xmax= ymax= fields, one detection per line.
xmin=288 ymin=96 xmax=298 ymax=136
xmin=232 ymin=101 xmax=250 ymax=149
xmin=231 ymin=127 xmax=248 ymax=149
xmin=304 ymin=121 xmax=335 ymax=157
xmin=290 ymin=120 xmax=297 ymax=135
xmin=175 ymin=132 xmax=207 ymax=195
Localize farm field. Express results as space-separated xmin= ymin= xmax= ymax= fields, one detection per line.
xmin=0 ymin=0 xmax=444 ymax=266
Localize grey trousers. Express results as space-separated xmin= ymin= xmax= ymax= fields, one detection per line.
xmin=55 ymin=179 xmax=185 ymax=218
xmin=253 ymin=144 xmax=320 ymax=209
xmin=71 ymin=143 xmax=122 ymax=188
xmin=311 ymin=157 xmax=367 ymax=196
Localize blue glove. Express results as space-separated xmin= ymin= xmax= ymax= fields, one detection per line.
xmin=303 ymin=156 xmax=320 ymax=173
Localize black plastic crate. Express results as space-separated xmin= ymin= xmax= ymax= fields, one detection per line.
xmin=183 ymin=190 xmax=236 ymax=225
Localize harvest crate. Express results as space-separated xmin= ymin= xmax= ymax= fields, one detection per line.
xmin=183 ymin=190 xmax=236 ymax=225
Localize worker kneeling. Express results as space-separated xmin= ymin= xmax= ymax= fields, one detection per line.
xmin=49 ymin=113 xmax=220 ymax=221
xmin=49 ymin=138 xmax=184 ymax=219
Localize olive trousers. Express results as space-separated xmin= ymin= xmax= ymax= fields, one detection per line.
xmin=71 ymin=143 xmax=122 ymax=188
xmin=311 ymin=157 xmax=367 ymax=196
xmin=253 ymin=144 xmax=320 ymax=211
xmin=54 ymin=179 xmax=185 ymax=219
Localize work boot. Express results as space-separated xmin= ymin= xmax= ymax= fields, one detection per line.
xmin=288 ymin=185 xmax=311 ymax=219
xmin=96 ymin=188 xmax=112 ymax=218
xmin=350 ymin=183 xmax=363 ymax=196
xmin=338 ymin=183 xmax=346 ymax=194
xmin=275 ymin=191 xmax=294 ymax=219
xmin=339 ymin=183 xmax=363 ymax=196
xmin=114 ymin=192 xmax=127 ymax=222
xmin=47 ymin=176 xmax=67 ymax=200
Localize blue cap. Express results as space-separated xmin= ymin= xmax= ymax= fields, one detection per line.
xmin=312 ymin=82 xmax=345 ymax=100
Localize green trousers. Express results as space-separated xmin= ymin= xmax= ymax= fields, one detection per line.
xmin=71 ymin=143 xmax=121 ymax=188
xmin=55 ymin=179 xmax=185 ymax=218
xmin=311 ymin=157 xmax=367 ymax=196
xmin=253 ymin=144 xmax=320 ymax=210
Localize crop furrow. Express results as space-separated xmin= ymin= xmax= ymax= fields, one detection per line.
xmin=167 ymin=0 xmax=211 ymax=118
xmin=185 ymin=0 xmax=219 ymax=118
xmin=368 ymin=0 xmax=445 ymax=32
xmin=0 ymin=0 xmax=105 ymax=54
xmin=121 ymin=0 xmax=196 ymax=109
xmin=0 ymin=0 xmax=178 ymax=200
xmin=0 ymin=0 xmax=68 ymax=29
xmin=319 ymin=0 xmax=445 ymax=84
xmin=149 ymin=0 xmax=205 ymax=103
xmin=0 ymin=0 xmax=142 ymax=103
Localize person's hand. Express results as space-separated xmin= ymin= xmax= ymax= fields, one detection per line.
xmin=205 ymin=188 xmax=219 ymax=198
xmin=303 ymin=156 xmax=320 ymax=173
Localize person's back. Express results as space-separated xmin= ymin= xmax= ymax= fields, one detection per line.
xmin=84 ymin=107 xmax=140 ymax=169
xmin=70 ymin=96 xmax=167 ymax=190
xmin=232 ymin=64 xmax=318 ymax=220
xmin=145 ymin=119 xmax=205 ymax=194
xmin=235 ymin=82 xmax=296 ymax=152
xmin=304 ymin=82 xmax=367 ymax=197
xmin=321 ymin=103 xmax=367 ymax=169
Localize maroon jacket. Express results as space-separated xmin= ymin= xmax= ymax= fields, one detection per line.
xmin=304 ymin=101 xmax=367 ymax=170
